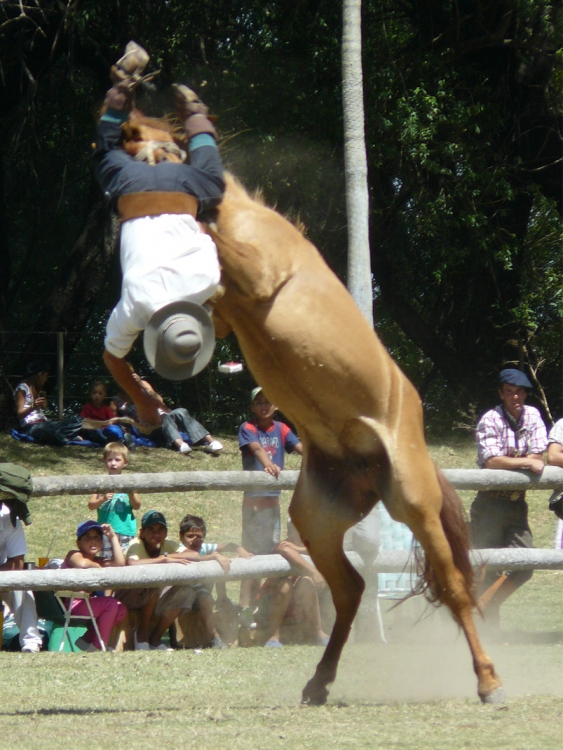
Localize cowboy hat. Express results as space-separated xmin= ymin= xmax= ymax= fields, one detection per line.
xmin=143 ymin=300 xmax=215 ymax=380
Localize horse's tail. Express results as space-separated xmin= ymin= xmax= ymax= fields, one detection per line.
xmin=413 ymin=468 xmax=476 ymax=609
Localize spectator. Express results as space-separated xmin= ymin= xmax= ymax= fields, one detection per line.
xmin=0 ymin=463 xmax=43 ymax=652
xmin=61 ymin=520 xmax=128 ymax=651
xmin=14 ymin=361 xmax=83 ymax=446
xmin=256 ymin=522 xmax=330 ymax=649
xmin=79 ymin=380 xmax=135 ymax=447
xmin=470 ymin=369 xmax=547 ymax=629
xmin=114 ymin=510 xmax=198 ymax=650
xmin=546 ymin=418 xmax=563 ymax=549
xmin=237 ymin=386 xmax=302 ymax=621
xmin=177 ymin=513 xmax=252 ymax=647
xmin=88 ymin=443 xmax=141 ymax=557
xmin=115 ymin=365 xmax=222 ymax=455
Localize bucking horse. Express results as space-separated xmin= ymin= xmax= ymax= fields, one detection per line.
xmin=117 ymin=110 xmax=504 ymax=706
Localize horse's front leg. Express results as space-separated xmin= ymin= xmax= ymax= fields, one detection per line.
xmin=289 ymin=474 xmax=365 ymax=706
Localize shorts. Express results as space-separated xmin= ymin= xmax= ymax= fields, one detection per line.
xmin=242 ymin=495 xmax=280 ymax=555
xmin=114 ymin=584 xmax=197 ymax=615
xmin=102 ymin=533 xmax=135 ymax=559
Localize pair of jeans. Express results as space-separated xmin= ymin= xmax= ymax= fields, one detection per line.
xmin=151 ymin=408 xmax=208 ymax=448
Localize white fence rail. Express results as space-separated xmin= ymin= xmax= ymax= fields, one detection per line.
xmin=1 ymin=549 xmax=561 ymax=593
xmin=30 ymin=466 xmax=563 ymax=496
xmin=3 ymin=467 xmax=557 ymax=593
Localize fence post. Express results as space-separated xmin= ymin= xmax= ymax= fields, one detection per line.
xmin=57 ymin=332 xmax=64 ymax=419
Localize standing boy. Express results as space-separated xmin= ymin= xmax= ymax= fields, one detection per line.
xmin=238 ymin=387 xmax=302 ymax=619
xmin=88 ymin=443 xmax=141 ymax=556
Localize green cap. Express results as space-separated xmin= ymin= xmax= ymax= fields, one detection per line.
xmin=250 ymin=386 xmax=263 ymax=403
xmin=141 ymin=510 xmax=167 ymax=529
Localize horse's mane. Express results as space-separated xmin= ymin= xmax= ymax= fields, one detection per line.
xmin=122 ymin=109 xmax=184 ymax=141
xmin=223 ymin=172 xmax=306 ymax=236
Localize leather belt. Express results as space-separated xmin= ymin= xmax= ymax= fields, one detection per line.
xmin=118 ymin=191 xmax=198 ymax=222
xmin=487 ymin=490 xmax=525 ymax=501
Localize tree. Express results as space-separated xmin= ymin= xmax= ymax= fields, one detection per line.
xmin=342 ymin=0 xmax=373 ymax=327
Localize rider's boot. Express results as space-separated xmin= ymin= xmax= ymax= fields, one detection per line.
xmin=173 ymin=84 xmax=217 ymax=140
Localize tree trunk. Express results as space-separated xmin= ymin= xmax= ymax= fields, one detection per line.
xmin=342 ymin=0 xmax=373 ymax=327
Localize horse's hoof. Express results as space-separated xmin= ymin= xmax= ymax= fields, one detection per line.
xmin=301 ymin=681 xmax=328 ymax=706
xmin=480 ymin=686 xmax=506 ymax=704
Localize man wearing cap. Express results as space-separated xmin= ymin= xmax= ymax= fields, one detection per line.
xmin=470 ymin=369 xmax=548 ymax=627
xmin=115 ymin=510 xmax=199 ymax=650
xmin=95 ymin=42 xmax=223 ymax=428
xmin=546 ymin=418 xmax=563 ymax=548
xmin=0 ymin=464 xmax=43 ymax=652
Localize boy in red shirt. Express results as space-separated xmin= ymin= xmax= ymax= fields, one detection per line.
xmin=237 ymin=386 xmax=302 ymax=619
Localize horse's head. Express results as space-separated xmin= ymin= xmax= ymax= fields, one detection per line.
xmin=121 ymin=109 xmax=187 ymax=165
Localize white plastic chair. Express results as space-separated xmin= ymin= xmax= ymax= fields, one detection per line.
xmin=376 ymin=505 xmax=420 ymax=643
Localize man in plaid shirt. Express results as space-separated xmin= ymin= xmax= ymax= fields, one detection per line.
xmin=470 ymin=369 xmax=547 ymax=630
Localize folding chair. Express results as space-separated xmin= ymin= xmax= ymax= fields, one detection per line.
xmin=375 ymin=505 xmax=421 ymax=643
xmin=33 ymin=590 xmax=106 ymax=652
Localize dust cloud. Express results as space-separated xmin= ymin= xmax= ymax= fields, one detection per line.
xmin=328 ymin=600 xmax=563 ymax=703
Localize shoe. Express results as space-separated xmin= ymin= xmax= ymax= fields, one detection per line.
xmin=178 ymin=442 xmax=192 ymax=455
xmin=123 ymin=433 xmax=136 ymax=451
xmin=210 ymin=636 xmax=227 ymax=650
xmin=111 ymin=41 xmax=150 ymax=84
xmin=173 ymin=83 xmax=209 ymax=118
xmin=21 ymin=643 xmax=41 ymax=653
xmin=134 ymin=633 xmax=151 ymax=651
xmin=204 ymin=440 xmax=223 ymax=455
xmin=238 ymin=606 xmax=256 ymax=628
xmin=75 ymin=636 xmax=98 ymax=653
xmin=150 ymin=643 xmax=174 ymax=651
xmin=264 ymin=639 xmax=283 ymax=648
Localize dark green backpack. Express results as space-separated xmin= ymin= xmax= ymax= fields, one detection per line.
xmin=0 ymin=463 xmax=32 ymax=526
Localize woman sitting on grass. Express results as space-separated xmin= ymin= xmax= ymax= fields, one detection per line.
xmin=61 ymin=520 xmax=128 ymax=651
xmin=15 ymin=361 xmax=84 ymax=446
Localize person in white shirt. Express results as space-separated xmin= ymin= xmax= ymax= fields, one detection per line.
xmin=0 ymin=465 xmax=42 ymax=652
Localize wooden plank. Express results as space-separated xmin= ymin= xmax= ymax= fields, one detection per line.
xmin=30 ymin=467 xmax=563 ymax=497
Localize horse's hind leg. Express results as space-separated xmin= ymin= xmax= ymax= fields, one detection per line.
xmin=289 ymin=469 xmax=366 ymax=706
xmin=398 ymin=471 xmax=504 ymax=703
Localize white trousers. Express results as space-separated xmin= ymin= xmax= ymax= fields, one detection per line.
xmin=4 ymin=590 xmax=42 ymax=649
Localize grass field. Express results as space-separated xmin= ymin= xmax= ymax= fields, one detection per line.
xmin=0 ymin=432 xmax=561 ymax=749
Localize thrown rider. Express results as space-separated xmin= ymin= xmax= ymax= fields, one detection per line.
xmin=93 ymin=42 xmax=224 ymax=428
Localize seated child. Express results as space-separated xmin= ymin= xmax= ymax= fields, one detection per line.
xmin=114 ymin=510 xmax=199 ymax=651
xmin=88 ymin=442 xmax=141 ymax=556
xmin=238 ymin=386 xmax=302 ymax=618
xmin=80 ymin=380 xmax=134 ymax=447
xmin=62 ymin=520 xmax=128 ymax=651
xmin=256 ymin=521 xmax=330 ymax=648
xmin=177 ymin=513 xmax=252 ymax=648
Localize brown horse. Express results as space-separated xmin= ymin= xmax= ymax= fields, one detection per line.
xmin=116 ymin=116 xmax=503 ymax=704
xmin=209 ymin=174 xmax=504 ymax=705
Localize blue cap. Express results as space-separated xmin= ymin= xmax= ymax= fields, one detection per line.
xmin=499 ymin=369 xmax=533 ymax=390
xmin=76 ymin=520 xmax=104 ymax=539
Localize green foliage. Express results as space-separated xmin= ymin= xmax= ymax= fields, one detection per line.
xmin=0 ymin=0 xmax=560 ymax=429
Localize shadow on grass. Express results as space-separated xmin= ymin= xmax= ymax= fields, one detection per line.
xmin=4 ymin=707 xmax=180 ymax=717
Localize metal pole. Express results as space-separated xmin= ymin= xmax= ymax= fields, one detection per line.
xmin=57 ymin=332 xmax=64 ymax=418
